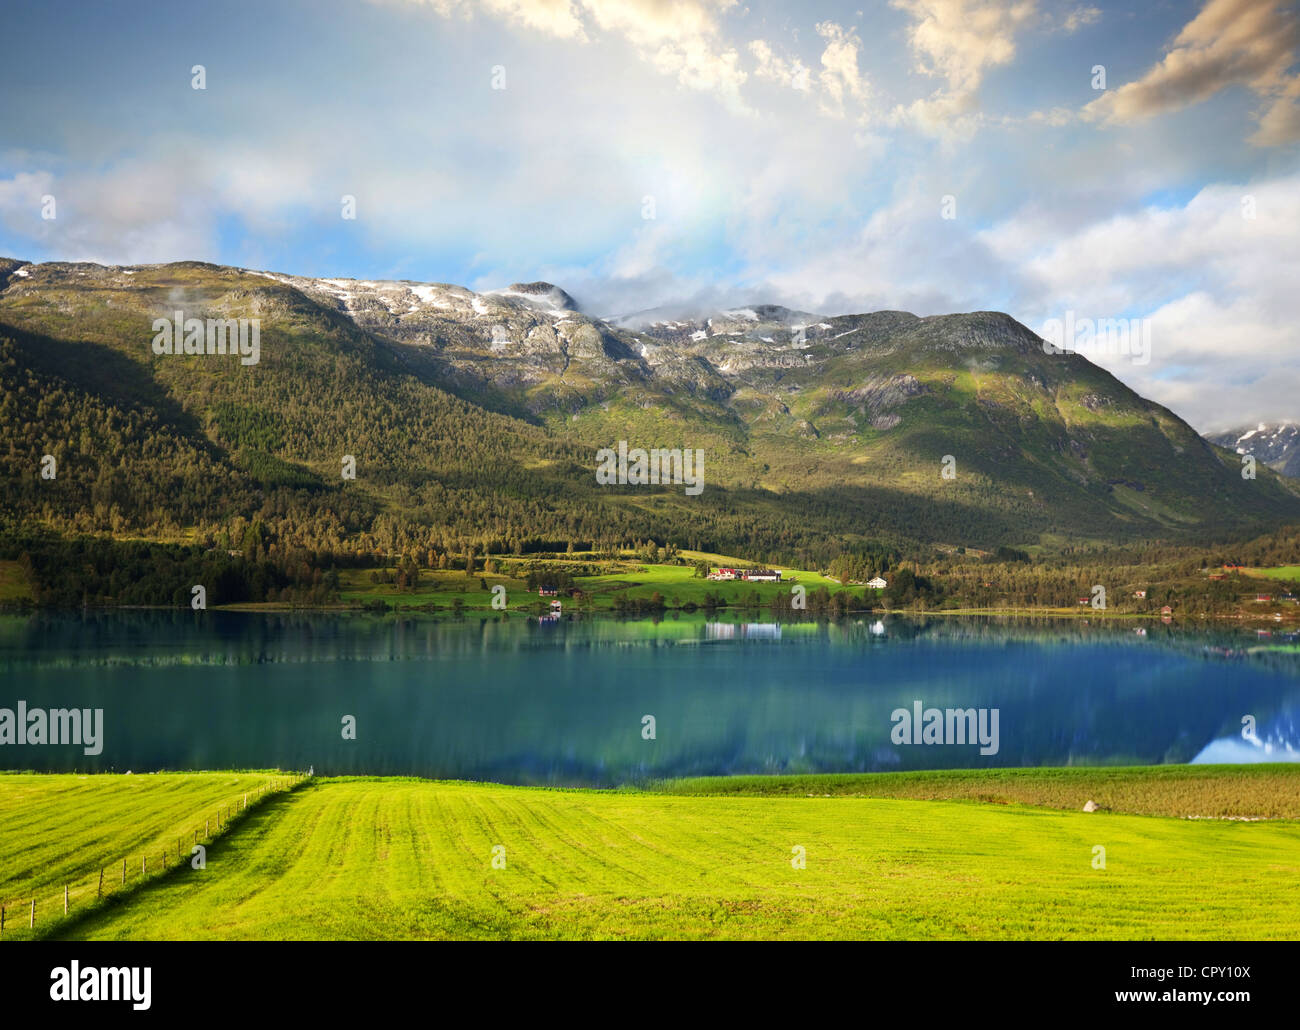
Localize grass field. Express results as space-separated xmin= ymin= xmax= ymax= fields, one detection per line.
xmin=1 ymin=768 xmax=1295 ymax=941
xmin=0 ymin=771 xmax=294 ymax=936
xmin=332 ymin=554 xmax=847 ymax=612
xmin=574 ymin=556 xmax=844 ymax=606
xmin=1248 ymin=566 xmax=1300 ymax=584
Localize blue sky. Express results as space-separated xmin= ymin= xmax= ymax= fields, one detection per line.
xmin=1 ymin=0 xmax=1298 ymax=429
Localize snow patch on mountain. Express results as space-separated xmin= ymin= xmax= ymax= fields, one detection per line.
xmin=487 ymin=282 xmax=578 ymax=313
xmin=1209 ymin=421 xmax=1300 ymax=478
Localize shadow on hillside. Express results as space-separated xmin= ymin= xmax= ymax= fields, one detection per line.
xmin=2 ymin=323 xmax=217 ymax=460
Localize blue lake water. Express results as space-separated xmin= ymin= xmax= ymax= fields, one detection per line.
xmin=1 ymin=612 xmax=1298 ymax=785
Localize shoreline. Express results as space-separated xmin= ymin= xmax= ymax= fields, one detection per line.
xmin=3 ymin=602 xmax=1294 ymax=628
xmin=4 ymin=762 xmax=1300 ymax=811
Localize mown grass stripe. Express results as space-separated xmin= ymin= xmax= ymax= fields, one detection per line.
xmin=15 ymin=777 xmax=1292 ymax=941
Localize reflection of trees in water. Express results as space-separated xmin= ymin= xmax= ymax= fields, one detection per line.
xmin=5 ymin=609 xmax=1300 ymax=781
xmin=3 ymin=609 xmax=1298 ymax=684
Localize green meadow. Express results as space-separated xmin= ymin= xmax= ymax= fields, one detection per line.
xmin=1248 ymin=566 xmax=1300 ymax=584
xmin=2 ymin=767 xmax=1297 ymax=941
xmin=333 ymin=552 xmax=848 ymax=612
xmin=0 ymin=771 xmax=288 ymax=935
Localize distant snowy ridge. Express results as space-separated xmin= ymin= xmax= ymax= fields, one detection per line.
xmin=1209 ymin=421 xmax=1300 ymax=478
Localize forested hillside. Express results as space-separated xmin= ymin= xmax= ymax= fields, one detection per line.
xmin=3 ymin=258 xmax=1298 ymax=601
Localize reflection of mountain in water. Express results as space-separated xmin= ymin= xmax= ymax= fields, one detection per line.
xmin=5 ymin=611 xmax=1297 ymax=671
xmin=3 ymin=611 xmax=1299 ymax=784
xmin=1193 ymin=706 xmax=1300 ymax=764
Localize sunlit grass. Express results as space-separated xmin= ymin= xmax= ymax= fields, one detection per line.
xmin=10 ymin=773 xmax=1297 ymax=941
xmin=0 ymin=771 xmax=288 ymax=935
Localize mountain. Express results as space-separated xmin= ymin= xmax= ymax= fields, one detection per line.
xmin=2 ymin=257 xmax=1298 ymax=564
xmin=1208 ymin=422 xmax=1300 ymax=478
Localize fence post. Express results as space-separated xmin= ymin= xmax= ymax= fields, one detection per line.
xmin=121 ymin=858 xmax=126 ymax=884
xmin=142 ymin=856 xmax=147 ymax=875
xmin=98 ymin=867 xmax=104 ymax=898
xmin=205 ymin=818 xmax=209 ymax=837
xmin=2 ymin=905 xmax=5 ymax=937
xmin=30 ymin=898 xmax=35 ymax=929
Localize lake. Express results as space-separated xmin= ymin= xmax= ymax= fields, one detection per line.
xmin=1 ymin=611 xmax=1297 ymax=784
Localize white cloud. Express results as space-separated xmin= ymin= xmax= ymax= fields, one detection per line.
xmin=1083 ymin=0 xmax=1300 ymax=146
xmin=893 ymin=0 xmax=1037 ymax=93
xmin=889 ymin=0 xmax=1038 ymax=134
xmin=0 ymin=170 xmax=56 ymax=220
xmin=394 ymin=0 xmax=588 ymax=37
xmin=743 ymin=184 xmax=1006 ymax=316
xmin=891 ymin=0 xmax=1108 ymax=135
xmin=391 ymin=0 xmax=750 ymax=105
xmin=1061 ymin=5 xmax=1100 ymax=34
xmin=0 ymin=159 xmax=214 ymax=266
xmin=748 ymin=26 xmax=871 ymax=120
xmin=748 ymin=39 xmax=809 ymax=92
xmin=980 ymin=173 xmax=1300 ymax=428
xmin=3 ymin=0 xmax=1294 ymax=438
xmin=814 ymin=21 xmax=870 ymax=117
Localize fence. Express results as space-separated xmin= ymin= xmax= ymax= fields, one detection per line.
xmin=0 ymin=772 xmax=310 ymax=941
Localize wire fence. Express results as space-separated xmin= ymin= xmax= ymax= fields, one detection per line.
xmin=0 ymin=772 xmax=311 ymax=941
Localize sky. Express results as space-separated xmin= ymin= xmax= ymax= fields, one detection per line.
xmin=0 ymin=0 xmax=1297 ymax=432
